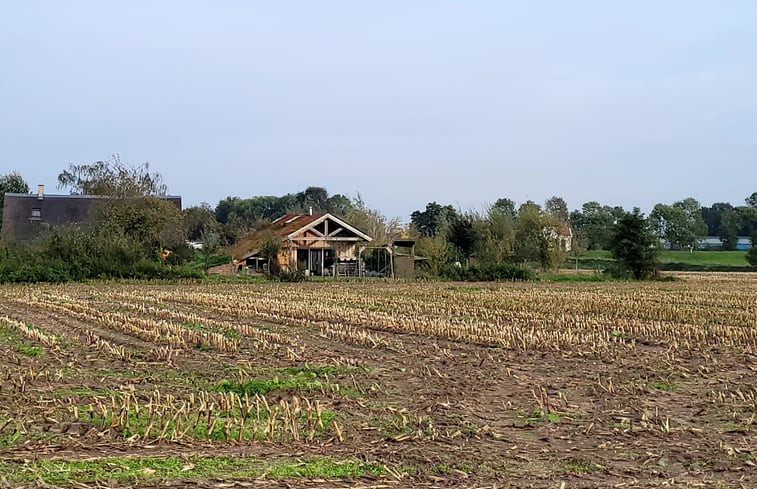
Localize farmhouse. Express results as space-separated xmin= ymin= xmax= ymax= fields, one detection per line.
xmin=1 ymin=185 xmax=182 ymax=242
xmin=544 ymin=223 xmax=573 ymax=252
xmin=231 ymin=211 xmax=372 ymax=276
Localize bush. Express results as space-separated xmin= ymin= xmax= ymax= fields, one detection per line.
xmin=268 ymin=268 xmax=307 ymax=282
xmin=0 ymin=225 xmax=204 ymax=284
xmin=439 ymin=263 xmax=534 ymax=282
xmin=748 ymin=247 xmax=757 ymax=267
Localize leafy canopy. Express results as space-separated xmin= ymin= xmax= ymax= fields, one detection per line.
xmin=57 ymin=154 xmax=167 ymax=197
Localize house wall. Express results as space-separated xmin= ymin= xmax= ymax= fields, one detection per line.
xmin=277 ymin=240 xmax=358 ymax=271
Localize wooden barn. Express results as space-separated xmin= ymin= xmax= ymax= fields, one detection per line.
xmin=231 ymin=211 xmax=372 ymax=276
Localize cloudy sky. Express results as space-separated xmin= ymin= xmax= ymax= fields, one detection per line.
xmin=1 ymin=1 xmax=755 ymax=220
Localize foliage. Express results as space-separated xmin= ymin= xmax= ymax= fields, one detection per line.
xmin=649 ymin=198 xmax=707 ymax=249
xmin=414 ymin=236 xmax=452 ymax=275
xmin=57 ymin=154 xmax=167 ymax=197
xmin=438 ymin=263 xmax=534 ymax=281
xmin=513 ymin=202 xmax=564 ymax=270
xmin=214 ymin=187 xmax=355 ymax=244
xmin=491 ymin=197 xmax=517 ymax=218
xmin=718 ymin=208 xmax=740 ymax=250
xmin=746 ymin=192 xmax=757 ymax=208
xmin=570 ymin=202 xmax=624 ymax=250
xmin=477 ymin=205 xmax=515 ymax=263
xmin=0 ymin=171 xmax=30 ymax=231
xmin=184 ymin=203 xmax=220 ymax=241
xmin=609 ymin=209 xmax=660 ymax=279
xmin=447 ymin=214 xmax=481 ymax=262
xmin=344 ymin=194 xmax=401 ymax=245
xmin=259 ymin=235 xmax=282 ymax=273
xmin=748 ymin=246 xmax=757 ymax=267
xmin=94 ymin=196 xmax=185 ymax=254
xmin=544 ymin=195 xmax=569 ymax=223
xmin=410 ymin=202 xmax=458 ymax=238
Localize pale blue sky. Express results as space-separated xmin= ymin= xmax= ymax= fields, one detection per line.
xmin=1 ymin=1 xmax=755 ymax=220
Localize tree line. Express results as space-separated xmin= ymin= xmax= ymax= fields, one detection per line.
xmin=1 ymin=158 xmax=756 ymax=282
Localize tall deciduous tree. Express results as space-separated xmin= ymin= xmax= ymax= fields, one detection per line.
xmin=650 ymin=198 xmax=706 ymax=249
xmin=414 ymin=236 xmax=452 ymax=275
xmin=610 ymin=209 xmax=659 ymax=279
xmin=570 ymin=201 xmax=620 ymax=250
xmin=513 ymin=202 xmax=563 ymax=270
xmin=57 ymin=154 xmax=167 ymax=197
xmin=410 ymin=202 xmax=457 ymax=238
xmin=718 ymin=208 xmax=741 ymax=250
xmin=545 ymin=196 xmax=569 ymax=223
xmin=184 ymin=203 xmax=220 ymax=242
xmin=344 ymin=194 xmax=401 ymax=246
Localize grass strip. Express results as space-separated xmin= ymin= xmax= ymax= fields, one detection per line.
xmin=0 ymin=455 xmax=387 ymax=484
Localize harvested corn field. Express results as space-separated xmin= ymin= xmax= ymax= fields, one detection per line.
xmin=0 ymin=273 xmax=755 ymax=488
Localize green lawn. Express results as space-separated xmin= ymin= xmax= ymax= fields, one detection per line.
xmin=570 ymin=250 xmax=753 ymax=271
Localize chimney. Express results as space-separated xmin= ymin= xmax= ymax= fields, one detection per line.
xmin=309 ymin=206 xmax=313 ymax=216
xmin=37 ymin=184 xmax=44 ymax=200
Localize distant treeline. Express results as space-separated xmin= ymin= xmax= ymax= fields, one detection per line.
xmin=2 ymin=157 xmax=756 ymax=283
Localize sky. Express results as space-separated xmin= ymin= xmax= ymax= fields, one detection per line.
xmin=1 ymin=1 xmax=756 ymax=221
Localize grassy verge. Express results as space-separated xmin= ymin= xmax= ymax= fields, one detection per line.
xmin=0 ymin=455 xmax=390 ymax=484
xmin=567 ymin=250 xmax=754 ymax=272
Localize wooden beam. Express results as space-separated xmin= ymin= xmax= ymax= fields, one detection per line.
xmin=327 ymin=227 xmax=344 ymax=237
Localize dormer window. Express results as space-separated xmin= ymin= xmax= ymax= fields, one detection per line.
xmin=31 ymin=208 xmax=41 ymax=221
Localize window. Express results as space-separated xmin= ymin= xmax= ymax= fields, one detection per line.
xmin=31 ymin=208 xmax=41 ymax=221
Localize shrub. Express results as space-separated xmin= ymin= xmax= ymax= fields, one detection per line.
xmin=439 ymin=263 xmax=534 ymax=282
xmin=748 ymin=247 xmax=757 ymax=267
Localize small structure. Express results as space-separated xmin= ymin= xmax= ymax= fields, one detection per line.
xmin=391 ymin=239 xmax=420 ymax=279
xmin=697 ymin=236 xmax=753 ymax=251
xmin=231 ymin=211 xmax=372 ymax=276
xmin=359 ymin=239 xmax=425 ymax=279
xmin=1 ymin=185 xmax=182 ymax=242
xmin=544 ymin=224 xmax=573 ymax=252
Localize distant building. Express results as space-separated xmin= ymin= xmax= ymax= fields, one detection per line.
xmin=544 ymin=224 xmax=573 ymax=252
xmin=1 ymin=185 xmax=182 ymax=242
xmin=696 ymin=236 xmax=752 ymax=251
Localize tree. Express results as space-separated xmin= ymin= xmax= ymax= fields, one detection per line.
xmin=491 ymin=198 xmax=517 ymax=219
xmin=199 ymin=230 xmax=221 ymax=274
xmin=414 ymin=236 xmax=452 ymax=275
xmin=570 ymin=201 xmax=619 ymax=250
xmin=701 ymin=202 xmax=733 ymax=236
xmin=95 ymin=196 xmax=185 ymax=256
xmin=748 ymin=247 xmax=757 ymax=267
xmin=746 ymin=192 xmax=757 ymax=208
xmin=259 ymin=235 xmax=282 ymax=274
xmin=410 ymin=202 xmax=457 ymax=238
xmin=344 ymin=194 xmax=401 ymax=246
xmin=719 ymin=208 xmax=741 ymax=251
xmin=448 ymin=214 xmax=482 ymax=263
xmin=0 ymin=171 xmax=30 ymax=232
xmin=477 ymin=204 xmax=515 ymax=264
xmin=184 ymin=203 xmax=220 ymax=242
xmin=545 ymin=196 xmax=569 ymax=223
xmin=57 ymin=154 xmax=167 ymax=197
xmin=609 ymin=209 xmax=659 ymax=279
xmin=649 ymin=198 xmax=706 ymax=249
xmin=513 ymin=202 xmax=562 ymax=270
